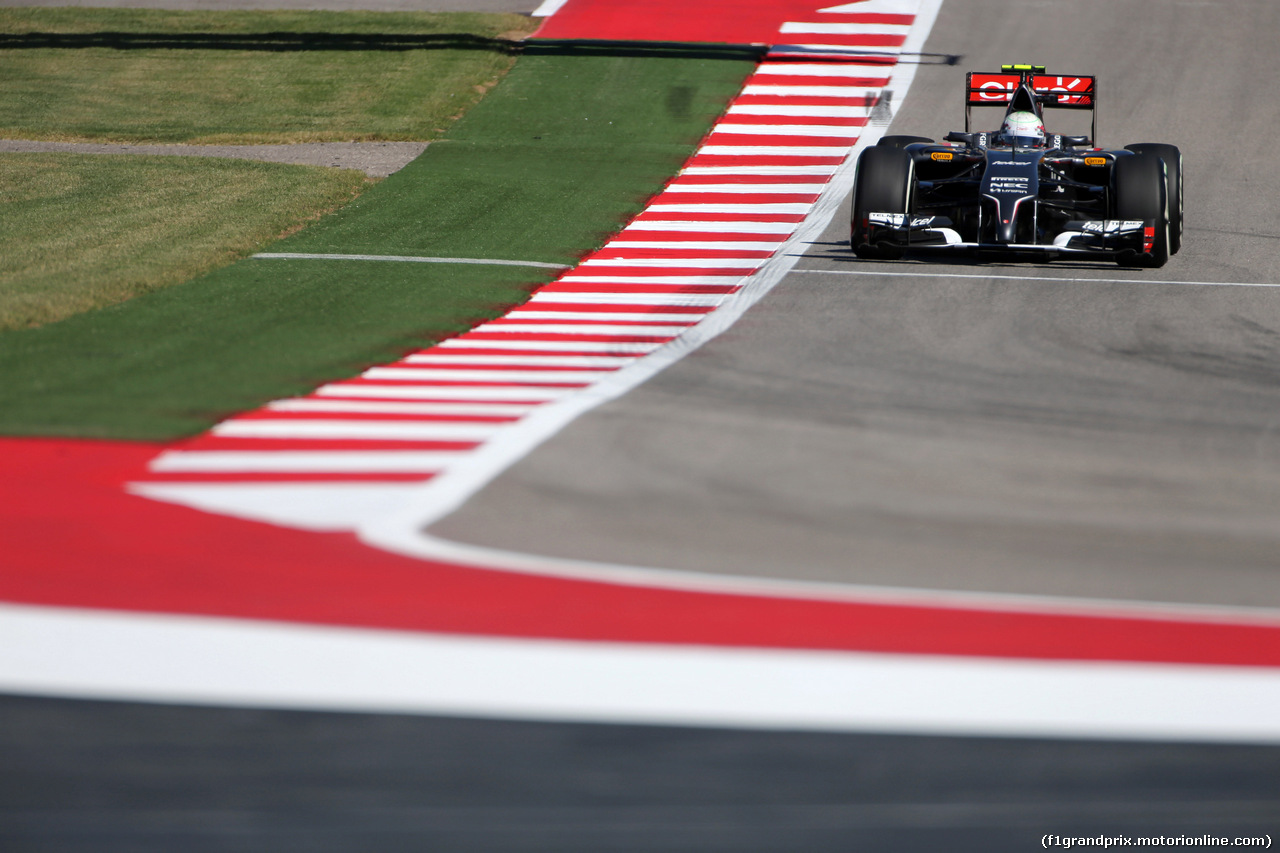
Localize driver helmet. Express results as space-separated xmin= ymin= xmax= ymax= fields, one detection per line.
xmin=998 ymin=111 xmax=1045 ymax=147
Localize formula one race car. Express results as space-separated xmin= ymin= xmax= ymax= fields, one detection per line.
xmin=850 ymin=65 xmax=1183 ymax=267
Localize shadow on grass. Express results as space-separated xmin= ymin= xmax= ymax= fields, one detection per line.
xmin=0 ymin=32 xmax=761 ymax=59
xmin=0 ymin=31 xmax=529 ymax=52
xmin=0 ymin=32 xmax=958 ymax=65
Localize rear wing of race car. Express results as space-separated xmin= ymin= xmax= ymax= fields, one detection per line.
xmin=965 ymin=64 xmax=1098 ymax=144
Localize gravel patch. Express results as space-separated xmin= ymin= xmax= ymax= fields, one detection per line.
xmin=0 ymin=140 xmax=430 ymax=178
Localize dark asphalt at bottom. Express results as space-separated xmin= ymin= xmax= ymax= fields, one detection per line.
xmin=3 ymin=693 xmax=1277 ymax=852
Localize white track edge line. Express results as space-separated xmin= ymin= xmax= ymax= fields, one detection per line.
xmin=5 ymin=602 xmax=1280 ymax=743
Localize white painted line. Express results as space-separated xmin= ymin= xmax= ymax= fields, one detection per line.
xmin=526 ymin=292 xmax=726 ymax=307
xmin=620 ymin=220 xmax=797 ymax=234
xmin=362 ymin=367 xmax=610 ymax=383
xmin=253 ymin=253 xmax=570 ymax=270
xmin=740 ymin=84 xmax=884 ymax=97
xmin=211 ymin=420 xmax=505 ymax=442
xmin=780 ymin=21 xmax=910 ymax=35
xmin=791 ymin=269 xmax=1280 ymax=288
xmin=727 ymin=104 xmax=873 ymax=118
xmin=438 ymin=339 xmax=664 ymax=353
xmin=464 ymin=323 xmax=692 ymax=337
xmin=680 ymin=165 xmax=839 ymax=176
xmin=315 ymin=384 xmax=576 ymax=401
xmin=150 ymin=450 xmax=466 ymax=473
xmin=697 ymin=145 xmax=854 ymax=157
xmin=504 ymin=311 xmax=704 ymax=323
xmin=713 ymin=123 xmax=861 ymax=138
xmin=645 ymin=203 xmax=813 ymax=214
xmin=405 ymin=354 xmax=637 ymax=368
xmin=5 ymin=603 xmax=1280 ymax=743
xmin=267 ymin=399 xmax=540 ymax=417
xmin=579 ymin=257 xmax=763 ymax=268
xmin=663 ymin=182 xmax=827 ymax=193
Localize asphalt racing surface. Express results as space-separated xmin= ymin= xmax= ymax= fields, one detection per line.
xmin=437 ymin=0 xmax=1280 ymax=609
xmin=5 ymin=1 xmax=1280 ymax=850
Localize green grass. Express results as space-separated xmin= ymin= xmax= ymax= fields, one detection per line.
xmin=0 ymin=43 xmax=759 ymax=440
xmin=0 ymin=153 xmax=367 ymax=330
xmin=0 ymin=8 xmax=537 ymax=143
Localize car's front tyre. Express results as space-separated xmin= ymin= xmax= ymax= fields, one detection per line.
xmin=1112 ymin=152 xmax=1170 ymax=268
xmin=1126 ymin=143 xmax=1183 ymax=254
xmin=850 ymin=146 xmax=915 ymax=260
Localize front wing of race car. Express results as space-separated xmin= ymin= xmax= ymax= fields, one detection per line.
xmin=862 ymin=213 xmax=1158 ymax=259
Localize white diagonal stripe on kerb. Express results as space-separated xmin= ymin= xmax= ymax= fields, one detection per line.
xmin=314 ymin=384 xmax=577 ymax=401
xmin=504 ymin=311 xmax=704 ymax=323
xmin=727 ymin=104 xmax=873 ymax=118
xmin=404 ymin=354 xmax=638 ymax=368
xmin=619 ymin=220 xmax=797 ymax=234
xmin=438 ymin=339 xmax=664 ymax=353
xmin=211 ymin=420 xmax=505 ymax=442
xmin=779 ymin=21 xmax=910 ymax=35
xmin=579 ymin=257 xmax=763 ymax=268
xmin=713 ymin=123 xmax=861 ymax=138
xmin=150 ymin=450 xmax=467 ymax=473
xmin=770 ymin=43 xmax=900 ymax=55
xmin=465 ymin=323 xmax=692 ymax=337
xmin=525 ymin=292 xmax=726 ymax=307
xmin=362 ymin=367 xmax=610 ymax=383
xmin=553 ymin=275 xmax=744 ymax=285
xmin=662 ymin=182 xmax=826 ymax=193
xmin=696 ymin=146 xmax=854 ymax=158
xmin=753 ymin=62 xmax=895 ymax=77
xmin=604 ymin=241 xmax=783 ymax=252
xmin=740 ymin=84 xmax=884 ymax=98
xmin=679 ymin=165 xmax=840 ymax=177
xmin=644 ymin=203 xmax=812 ymax=215
xmin=267 ymin=399 xmax=540 ymax=417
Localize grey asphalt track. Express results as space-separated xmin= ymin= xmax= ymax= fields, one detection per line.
xmin=434 ymin=0 xmax=1280 ymax=611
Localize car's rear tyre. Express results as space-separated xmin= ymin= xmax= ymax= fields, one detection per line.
xmin=877 ymin=135 xmax=934 ymax=149
xmin=1112 ymin=152 xmax=1170 ymax=268
xmin=1126 ymin=143 xmax=1183 ymax=254
xmin=850 ymin=146 xmax=915 ymax=259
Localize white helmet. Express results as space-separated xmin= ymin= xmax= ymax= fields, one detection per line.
xmin=999 ymin=111 xmax=1045 ymax=147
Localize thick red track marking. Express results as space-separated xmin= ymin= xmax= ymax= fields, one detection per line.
xmin=3 ymin=437 xmax=1280 ymax=667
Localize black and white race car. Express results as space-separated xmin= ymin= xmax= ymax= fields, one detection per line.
xmin=850 ymin=65 xmax=1183 ymax=267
